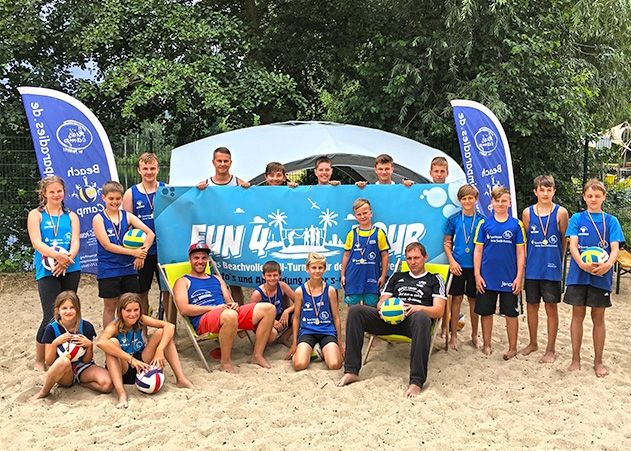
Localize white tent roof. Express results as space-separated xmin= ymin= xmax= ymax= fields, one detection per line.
xmin=169 ymin=121 xmax=465 ymax=185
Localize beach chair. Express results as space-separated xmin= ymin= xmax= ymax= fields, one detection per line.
xmin=615 ymin=248 xmax=631 ymax=294
xmin=362 ymin=261 xmax=451 ymax=365
xmin=158 ymin=259 xmax=253 ymax=372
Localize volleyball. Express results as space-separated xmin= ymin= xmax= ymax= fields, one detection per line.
xmin=56 ymin=341 xmax=86 ymax=362
xmin=123 ymin=229 xmax=147 ymax=249
xmin=135 ymin=367 xmax=165 ymax=394
xmin=78 ymin=185 xmax=98 ymax=203
xmin=42 ymin=245 xmax=69 ymax=271
xmin=580 ymin=246 xmax=609 ymax=264
xmin=458 ymin=313 xmax=466 ymax=331
xmin=379 ymin=297 xmax=406 ymax=325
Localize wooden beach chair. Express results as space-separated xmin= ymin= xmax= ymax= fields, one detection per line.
xmin=615 ymin=248 xmax=631 ymax=294
xmin=362 ymin=261 xmax=452 ymax=365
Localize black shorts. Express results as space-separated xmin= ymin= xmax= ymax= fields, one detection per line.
xmin=298 ymin=334 xmax=337 ymax=349
xmin=525 ymin=279 xmax=562 ymax=304
xmin=563 ymin=285 xmax=612 ymax=308
xmin=121 ymin=352 xmax=144 ymax=384
xmin=449 ymin=268 xmax=476 ymax=298
xmin=98 ymin=275 xmax=140 ymax=299
xmin=474 ymin=290 xmax=521 ymax=317
xmin=138 ymin=254 xmax=159 ymax=293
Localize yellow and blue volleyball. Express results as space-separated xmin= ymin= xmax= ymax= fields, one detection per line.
xmin=123 ymin=228 xmax=147 ymax=249
xmin=580 ymin=246 xmax=609 ymax=264
xmin=78 ymin=185 xmax=98 ymax=203
xmin=379 ymin=297 xmax=406 ymax=325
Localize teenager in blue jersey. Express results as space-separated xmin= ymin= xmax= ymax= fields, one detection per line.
xmin=28 ymin=176 xmax=81 ymax=371
xmin=31 ymin=291 xmax=112 ymax=400
xmin=519 ymin=176 xmax=569 ymax=363
xmin=340 ymin=198 xmax=390 ymax=307
xmin=564 ymin=179 xmax=624 ymax=377
xmin=93 ymin=181 xmax=155 ymax=328
xmin=98 ymin=292 xmax=193 ymax=408
xmin=123 ymin=152 xmax=171 ymax=323
xmin=173 ymin=242 xmax=276 ymax=373
xmin=444 ymin=184 xmax=485 ymax=350
xmin=473 ymin=186 xmax=526 ymax=360
xmin=250 ymin=260 xmax=295 ymax=346
xmin=288 ymin=253 xmax=344 ymax=371
xmin=338 ymin=242 xmax=447 ymax=398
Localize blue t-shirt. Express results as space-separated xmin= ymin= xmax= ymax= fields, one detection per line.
xmin=343 ymin=227 xmax=390 ymax=295
xmin=566 ymin=211 xmax=625 ymax=291
xmin=96 ymin=210 xmax=137 ymax=279
xmin=34 ymin=209 xmax=81 ymax=280
xmin=298 ymin=282 xmax=336 ymax=338
xmin=525 ymin=204 xmax=564 ymax=281
xmin=474 ymin=215 xmax=526 ymax=292
xmin=185 ymin=274 xmax=225 ymax=331
xmin=131 ymin=182 xmax=165 ymax=255
xmin=444 ymin=211 xmax=485 ymax=268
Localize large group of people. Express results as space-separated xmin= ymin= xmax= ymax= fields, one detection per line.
xmin=27 ymin=147 xmax=625 ymax=405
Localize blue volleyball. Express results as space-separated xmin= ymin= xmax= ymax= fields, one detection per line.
xmin=580 ymin=246 xmax=609 ymax=264
xmin=122 ymin=228 xmax=147 ymax=249
xmin=135 ymin=367 xmax=165 ymax=394
xmin=380 ymin=297 xmax=406 ymax=325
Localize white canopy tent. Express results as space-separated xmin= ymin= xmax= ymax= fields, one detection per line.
xmin=168 ymin=121 xmax=465 ymax=185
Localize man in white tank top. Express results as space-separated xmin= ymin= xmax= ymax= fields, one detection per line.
xmin=196 ymin=147 xmax=250 ymax=189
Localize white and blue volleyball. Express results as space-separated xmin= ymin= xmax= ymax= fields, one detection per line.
xmin=379 ymin=297 xmax=406 ymax=325
xmin=135 ymin=367 xmax=165 ymax=394
xmin=56 ymin=341 xmax=86 ymax=362
xmin=122 ymin=229 xmax=147 ymax=249
xmin=41 ymin=245 xmax=69 ymax=272
xmin=580 ymin=246 xmax=609 ymax=264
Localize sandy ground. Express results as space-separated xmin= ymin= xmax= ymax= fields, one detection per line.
xmin=0 ymin=272 xmax=630 ymax=450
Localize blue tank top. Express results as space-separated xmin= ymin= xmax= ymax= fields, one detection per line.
xmin=255 ymin=285 xmax=284 ymax=318
xmin=344 ymin=227 xmax=382 ymax=295
xmin=117 ymin=327 xmax=145 ymax=354
xmin=131 ymin=182 xmax=164 ymax=255
xmin=96 ymin=210 xmax=136 ymax=279
xmin=298 ymin=282 xmax=336 ymax=338
xmin=185 ymin=274 xmax=225 ymax=330
xmin=34 ymin=209 xmax=81 ymax=280
xmin=525 ymin=205 xmax=563 ymax=281
xmin=50 ymin=319 xmax=85 ymax=355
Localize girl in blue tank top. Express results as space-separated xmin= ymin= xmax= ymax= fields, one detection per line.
xmin=27 ymin=176 xmax=82 ymax=371
xmin=97 ymin=293 xmax=193 ymax=408
xmin=288 ymin=253 xmax=343 ymax=371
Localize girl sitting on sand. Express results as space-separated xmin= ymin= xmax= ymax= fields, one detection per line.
xmin=97 ymin=293 xmax=193 ymax=408
xmin=32 ymin=291 xmax=112 ymax=400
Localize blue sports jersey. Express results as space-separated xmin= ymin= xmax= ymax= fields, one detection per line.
xmin=474 ymin=215 xmax=526 ymax=292
xmin=343 ymin=227 xmax=389 ymax=295
xmin=117 ymin=327 xmax=145 ymax=354
xmin=525 ymin=204 xmax=564 ymax=281
xmin=34 ymin=209 xmax=81 ymax=280
xmin=185 ymin=274 xmax=225 ymax=330
xmin=444 ymin=211 xmax=485 ymax=269
xmin=96 ymin=210 xmax=136 ymax=279
xmin=255 ymin=284 xmax=284 ymax=318
xmin=298 ymin=282 xmax=336 ymax=338
xmin=566 ymin=211 xmax=625 ymax=291
xmin=131 ymin=182 xmax=164 ymax=255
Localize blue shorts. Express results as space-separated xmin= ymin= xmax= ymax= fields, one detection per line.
xmin=344 ymin=294 xmax=379 ymax=307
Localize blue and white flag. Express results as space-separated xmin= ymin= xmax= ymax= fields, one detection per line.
xmin=19 ymin=86 xmax=118 ymax=273
xmin=451 ymin=99 xmax=517 ymax=217
xmin=155 ymin=185 xmax=460 ymax=288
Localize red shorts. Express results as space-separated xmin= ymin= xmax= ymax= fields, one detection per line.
xmin=197 ymin=303 xmax=256 ymax=334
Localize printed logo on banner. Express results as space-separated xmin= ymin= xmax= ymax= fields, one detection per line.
xmin=474 ymin=126 xmax=499 ymax=157
xmin=56 ymin=119 xmax=93 ymax=154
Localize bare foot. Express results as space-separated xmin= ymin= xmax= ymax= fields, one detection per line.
xmin=34 ymin=361 xmax=46 ymax=372
xmin=567 ymin=360 xmax=580 ymax=372
xmin=405 ymin=384 xmax=422 ymax=398
xmin=448 ymin=337 xmax=458 ymax=351
xmin=594 ymin=363 xmax=609 ymax=377
xmin=116 ymin=395 xmax=129 ymax=409
xmin=482 ymin=346 xmax=492 ymax=355
xmin=251 ymin=355 xmax=271 ymax=369
xmin=220 ymin=363 xmax=237 ymax=373
xmin=337 ymin=373 xmax=359 ymax=387
xmin=470 ymin=336 xmax=482 ymax=349
xmin=520 ymin=343 xmax=538 ymax=356
xmin=176 ymin=378 xmax=194 ymax=389
xmin=29 ymin=389 xmax=47 ymax=402
xmin=539 ymin=351 xmax=556 ymax=364
xmin=503 ymin=349 xmax=517 ymax=360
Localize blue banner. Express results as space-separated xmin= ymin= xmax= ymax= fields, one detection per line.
xmin=155 ymin=184 xmax=460 ymax=288
xmin=19 ymin=87 xmax=118 ymax=273
xmin=451 ymin=100 xmax=517 ymax=217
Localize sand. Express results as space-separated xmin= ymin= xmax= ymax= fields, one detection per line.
xmin=1 ymin=272 xmax=630 ymax=450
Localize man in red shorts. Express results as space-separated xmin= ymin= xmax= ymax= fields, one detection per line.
xmin=173 ymin=242 xmax=276 ymax=372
